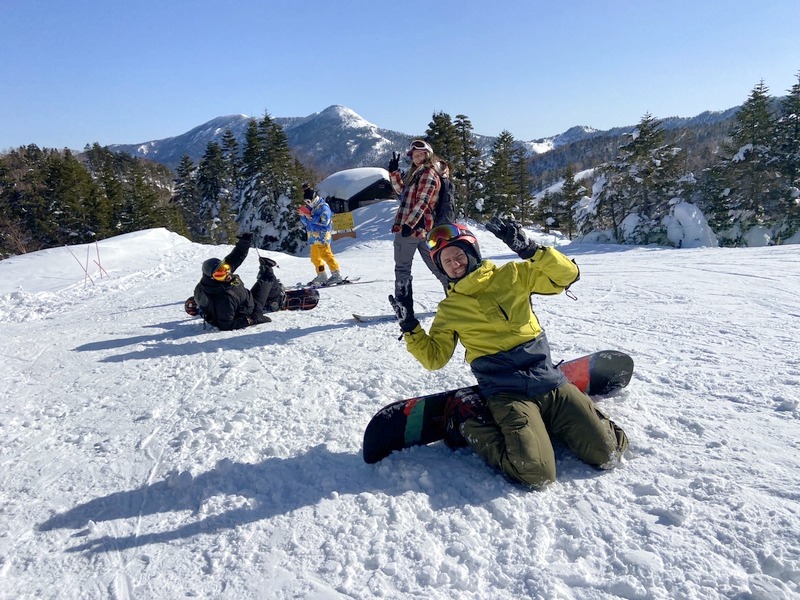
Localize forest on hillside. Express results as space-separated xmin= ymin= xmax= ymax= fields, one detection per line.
xmin=1 ymin=75 xmax=799 ymax=259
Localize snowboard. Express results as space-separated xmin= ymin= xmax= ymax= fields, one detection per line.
xmin=362 ymin=350 xmax=634 ymax=464
xmin=183 ymin=287 xmax=320 ymax=319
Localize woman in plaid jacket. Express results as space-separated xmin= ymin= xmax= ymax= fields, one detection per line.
xmin=387 ymin=139 xmax=450 ymax=311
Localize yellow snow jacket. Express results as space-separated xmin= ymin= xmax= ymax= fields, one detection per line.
xmin=404 ymin=247 xmax=580 ymax=395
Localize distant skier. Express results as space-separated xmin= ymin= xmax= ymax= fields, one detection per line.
xmin=388 ymin=220 xmax=629 ymax=487
xmin=194 ymin=233 xmax=284 ymax=330
xmin=299 ymin=183 xmax=344 ymax=285
xmin=387 ymin=139 xmax=450 ymax=314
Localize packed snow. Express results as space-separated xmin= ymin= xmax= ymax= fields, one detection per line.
xmin=1 ymin=201 xmax=798 ymax=600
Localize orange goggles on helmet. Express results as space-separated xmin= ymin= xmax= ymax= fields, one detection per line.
xmin=426 ymin=223 xmax=465 ymax=252
xmin=212 ymin=263 xmax=232 ymax=281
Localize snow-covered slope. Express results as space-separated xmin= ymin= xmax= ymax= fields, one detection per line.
xmin=1 ymin=202 xmax=798 ymax=599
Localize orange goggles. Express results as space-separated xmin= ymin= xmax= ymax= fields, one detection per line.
xmin=426 ymin=223 xmax=464 ymax=252
xmin=212 ymin=263 xmax=231 ymax=281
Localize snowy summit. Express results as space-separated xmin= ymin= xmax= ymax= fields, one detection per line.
xmin=1 ymin=201 xmax=798 ymax=599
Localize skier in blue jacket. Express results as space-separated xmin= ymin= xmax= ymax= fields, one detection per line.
xmin=299 ymin=184 xmax=344 ymax=285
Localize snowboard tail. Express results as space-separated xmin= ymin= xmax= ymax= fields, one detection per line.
xmin=281 ymin=287 xmax=320 ymax=310
xmin=362 ymin=350 xmax=633 ymax=464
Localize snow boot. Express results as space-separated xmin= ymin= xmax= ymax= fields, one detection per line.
xmin=442 ymin=388 xmax=492 ymax=450
xmin=309 ymin=271 xmax=328 ymax=286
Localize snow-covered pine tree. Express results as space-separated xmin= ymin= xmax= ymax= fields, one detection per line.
xmin=483 ymin=130 xmax=519 ymax=217
xmin=557 ymin=165 xmax=585 ymax=239
xmin=237 ymin=113 xmax=306 ymax=253
xmin=713 ymin=81 xmax=781 ymax=244
xmin=588 ymin=114 xmax=686 ymax=244
xmin=197 ymin=141 xmax=234 ymax=243
xmin=173 ymin=155 xmax=202 ymax=237
xmin=453 ymin=114 xmax=484 ymax=221
xmin=425 ymin=111 xmax=463 ymax=220
xmin=774 ymin=73 xmax=800 ymax=241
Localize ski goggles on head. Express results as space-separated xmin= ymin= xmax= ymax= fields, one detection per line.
xmin=406 ymin=139 xmax=433 ymax=156
xmin=426 ymin=223 xmax=463 ymax=252
xmin=212 ymin=263 xmax=232 ymax=281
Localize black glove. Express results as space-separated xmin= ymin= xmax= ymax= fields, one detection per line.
xmin=251 ymin=312 xmax=272 ymax=325
xmin=237 ymin=232 xmax=253 ymax=244
xmin=387 ymin=151 xmax=400 ymax=173
xmin=401 ymin=224 xmax=413 ymax=237
xmin=486 ymin=217 xmax=540 ymax=259
xmin=232 ymin=314 xmax=254 ymax=329
xmin=388 ymin=294 xmax=419 ymax=333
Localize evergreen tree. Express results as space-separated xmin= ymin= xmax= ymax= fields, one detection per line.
xmin=238 ymin=113 xmax=306 ymax=253
xmin=453 ymin=114 xmax=484 ymax=220
xmin=173 ymin=155 xmax=201 ymax=236
xmin=774 ymin=73 xmax=800 ymax=240
xmin=557 ymin=165 xmax=584 ymax=239
xmin=590 ymin=114 xmax=686 ymax=244
xmin=220 ymin=128 xmax=243 ymax=241
xmin=197 ymin=141 xmax=229 ymax=242
xmin=483 ymin=130 xmax=518 ymax=217
xmin=0 ymin=148 xmax=40 ymax=255
xmin=83 ymin=143 xmax=127 ymax=235
xmin=511 ymin=145 xmax=534 ymax=223
xmin=424 ymin=111 xmax=464 ymax=220
xmin=43 ymin=150 xmax=103 ymax=245
xmin=536 ymin=190 xmax=559 ymax=233
xmin=425 ymin=111 xmax=462 ymax=166
xmin=713 ymin=81 xmax=780 ymax=244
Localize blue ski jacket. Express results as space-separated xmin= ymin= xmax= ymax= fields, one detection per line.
xmin=300 ymin=196 xmax=334 ymax=245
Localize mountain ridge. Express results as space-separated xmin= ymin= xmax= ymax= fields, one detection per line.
xmin=108 ymin=103 xmax=742 ymax=177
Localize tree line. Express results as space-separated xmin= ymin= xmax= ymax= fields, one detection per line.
xmin=425 ymin=74 xmax=798 ymax=246
xmin=2 ymin=73 xmax=798 ymax=259
xmin=0 ymin=144 xmax=183 ymax=258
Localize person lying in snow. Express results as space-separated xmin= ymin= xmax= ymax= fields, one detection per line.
xmin=388 ymin=219 xmax=629 ymax=487
xmin=194 ymin=233 xmax=284 ymax=330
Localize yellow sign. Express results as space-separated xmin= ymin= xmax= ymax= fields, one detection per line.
xmin=332 ymin=212 xmax=356 ymax=240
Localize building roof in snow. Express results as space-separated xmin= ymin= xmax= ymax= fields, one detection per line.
xmin=317 ymin=167 xmax=391 ymax=200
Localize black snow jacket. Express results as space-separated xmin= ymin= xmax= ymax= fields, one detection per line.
xmin=193 ymin=238 xmax=256 ymax=330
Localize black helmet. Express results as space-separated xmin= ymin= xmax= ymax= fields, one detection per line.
xmin=426 ymin=223 xmax=481 ymax=272
xmin=202 ymin=258 xmax=222 ymax=278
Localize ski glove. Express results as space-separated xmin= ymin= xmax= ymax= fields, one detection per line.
xmin=486 ymin=216 xmax=540 ymax=259
xmin=237 ymin=232 xmax=253 ymax=243
xmin=388 ymin=294 xmax=419 ymax=333
xmin=387 ymin=151 xmax=400 ymax=173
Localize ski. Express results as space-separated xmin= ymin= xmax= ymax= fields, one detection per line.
xmin=352 ymin=313 xmax=396 ymax=324
xmin=287 ymin=277 xmax=371 ymax=291
xmin=353 ymin=311 xmax=436 ymax=324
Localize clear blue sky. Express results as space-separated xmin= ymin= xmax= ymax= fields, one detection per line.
xmin=2 ymin=0 xmax=799 ymax=151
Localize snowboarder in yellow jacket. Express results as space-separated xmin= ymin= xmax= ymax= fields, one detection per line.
xmin=388 ymin=220 xmax=628 ymax=487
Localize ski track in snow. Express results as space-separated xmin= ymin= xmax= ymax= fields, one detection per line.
xmin=1 ymin=206 xmax=799 ymax=599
